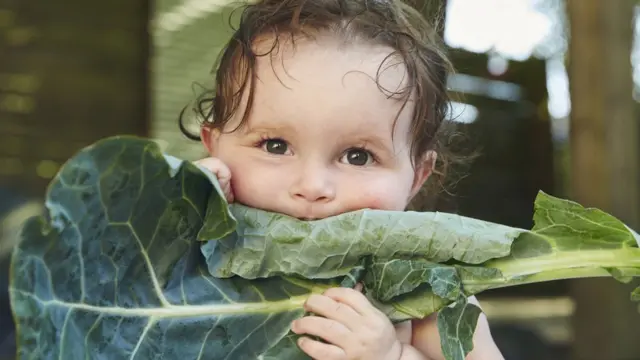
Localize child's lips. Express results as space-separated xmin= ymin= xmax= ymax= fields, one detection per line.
xmin=297 ymin=216 xmax=318 ymax=221
xmin=295 ymin=211 xmax=338 ymax=221
xmin=285 ymin=204 xmax=358 ymax=221
xmin=290 ymin=205 xmax=323 ymax=221
xmin=294 ymin=211 xmax=329 ymax=221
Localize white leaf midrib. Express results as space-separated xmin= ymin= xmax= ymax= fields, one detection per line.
xmin=10 ymin=288 xmax=307 ymax=319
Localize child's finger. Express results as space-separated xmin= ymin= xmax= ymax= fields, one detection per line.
xmin=303 ymin=294 xmax=360 ymax=329
xmin=193 ymin=158 xmax=231 ymax=182
xmin=291 ymin=316 xmax=351 ymax=349
xmin=220 ymin=181 xmax=235 ymax=203
xmin=322 ymin=287 xmax=377 ymax=317
xmin=193 ymin=158 xmax=234 ymax=202
xmin=297 ymin=336 xmax=346 ymax=360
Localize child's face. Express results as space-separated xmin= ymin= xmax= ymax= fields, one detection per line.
xmin=202 ymin=36 xmax=433 ymax=220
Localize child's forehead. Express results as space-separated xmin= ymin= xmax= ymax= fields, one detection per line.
xmin=251 ymin=34 xmax=411 ymax=102
xmin=224 ymin=34 xmax=417 ymax=144
xmin=239 ymin=86 xmax=414 ymax=149
xmin=253 ymin=34 xmax=407 ymax=84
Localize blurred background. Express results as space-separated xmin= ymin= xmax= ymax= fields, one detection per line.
xmin=1 ymin=0 xmax=639 ymax=359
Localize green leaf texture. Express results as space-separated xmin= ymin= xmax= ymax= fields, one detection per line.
xmin=10 ymin=136 xmax=640 ymax=360
xmin=437 ymin=300 xmax=482 ymax=360
xmin=9 ymin=137 xmax=318 ymax=359
xmin=202 ymin=203 xmax=522 ymax=280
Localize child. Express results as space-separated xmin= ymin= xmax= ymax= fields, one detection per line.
xmin=181 ymin=0 xmax=504 ymax=359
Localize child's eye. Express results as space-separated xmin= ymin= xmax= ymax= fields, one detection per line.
xmin=340 ymin=148 xmax=374 ymax=166
xmin=260 ymin=138 xmax=290 ymax=155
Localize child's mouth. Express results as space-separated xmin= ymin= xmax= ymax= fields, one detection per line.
xmin=297 ymin=216 xmax=318 ymax=221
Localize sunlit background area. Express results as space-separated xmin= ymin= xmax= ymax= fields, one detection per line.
xmin=1 ymin=0 xmax=640 ymax=359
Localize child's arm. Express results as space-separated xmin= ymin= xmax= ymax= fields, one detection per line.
xmin=399 ymin=344 xmax=431 ymax=360
xmin=410 ymin=296 xmax=505 ymax=360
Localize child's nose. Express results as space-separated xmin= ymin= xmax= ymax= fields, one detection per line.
xmin=289 ymin=168 xmax=336 ymax=203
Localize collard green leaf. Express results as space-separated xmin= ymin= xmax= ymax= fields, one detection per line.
xmin=483 ymin=194 xmax=640 ymax=288
xmin=532 ymin=191 xmax=640 ymax=251
xmin=202 ymin=205 xmax=522 ymax=280
xmin=9 ymin=137 xmax=318 ymax=360
xmin=364 ymin=259 xmax=463 ymax=302
xmin=437 ymin=299 xmax=482 ymax=360
xmin=10 ymin=136 xmax=640 ymax=360
xmin=198 ymin=169 xmax=640 ymax=360
xmin=201 ymin=189 xmax=640 ymax=315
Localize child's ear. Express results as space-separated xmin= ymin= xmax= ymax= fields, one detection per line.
xmin=200 ymin=127 xmax=220 ymax=156
xmin=409 ymin=150 xmax=437 ymax=199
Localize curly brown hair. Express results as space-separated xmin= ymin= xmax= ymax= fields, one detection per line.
xmin=180 ymin=0 xmax=466 ymax=205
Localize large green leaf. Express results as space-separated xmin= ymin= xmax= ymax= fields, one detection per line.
xmin=202 ymin=203 xmax=521 ymax=280
xmin=9 ymin=137 xmax=320 ymax=359
xmin=9 ymin=136 xmax=640 ymax=360
xmin=201 ymin=186 xmax=640 ymax=299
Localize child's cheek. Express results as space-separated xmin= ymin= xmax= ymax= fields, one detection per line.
xmin=229 ymin=175 xmax=255 ymax=205
xmin=225 ymin=165 xmax=257 ymax=203
xmin=358 ymin=185 xmax=409 ymax=211
xmin=348 ymin=178 xmax=410 ymax=212
xmin=363 ymin=197 xmax=384 ymax=210
xmin=351 ymin=193 xmax=398 ymax=212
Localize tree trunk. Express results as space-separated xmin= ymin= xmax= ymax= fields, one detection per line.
xmin=566 ymin=1 xmax=640 ymax=359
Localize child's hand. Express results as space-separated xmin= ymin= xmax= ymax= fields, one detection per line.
xmin=291 ymin=286 xmax=403 ymax=360
xmin=193 ymin=158 xmax=234 ymax=203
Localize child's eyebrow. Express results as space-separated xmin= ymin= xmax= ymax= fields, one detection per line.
xmin=241 ymin=122 xmax=297 ymax=136
xmin=345 ymin=134 xmax=394 ymax=152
